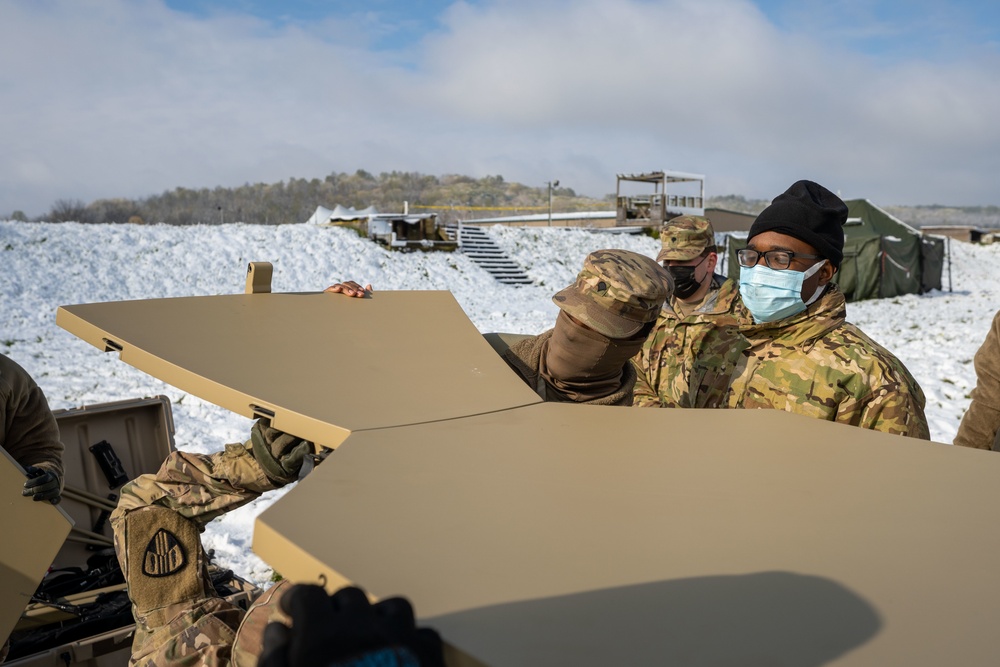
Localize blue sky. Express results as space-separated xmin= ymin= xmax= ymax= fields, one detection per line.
xmin=162 ymin=0 xmax=1000 ymax=59
xmin=3 ymin=0 xmax=1000 ymax=216
xmin=164 ymin=0 xmax=460 ymax=50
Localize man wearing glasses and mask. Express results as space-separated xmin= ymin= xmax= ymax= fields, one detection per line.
xmin=632 ymin=216 xmax=746 ymax=408
xmin=729 ymin=180 xmax=929 ymax=438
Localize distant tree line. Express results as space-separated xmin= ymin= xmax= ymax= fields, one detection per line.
xmin=19 ymin=171 xmax=605 ymax=226
xmin=7 ymin=170 xmax=1000 ymax=227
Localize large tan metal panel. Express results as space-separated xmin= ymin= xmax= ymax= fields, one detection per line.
xmin=255 ymin=404 xmax=1000 ymax=666
xmin=0 ymin=449 xmax=73 ymax=646
xmin=57 ymin=292 xmax=541 ymax=448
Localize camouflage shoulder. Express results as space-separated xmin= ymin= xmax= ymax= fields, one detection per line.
xmin=716 ymin=278 xmax=750 ymax=321
xmin=819 ymin=322 xmax=926 ymax=403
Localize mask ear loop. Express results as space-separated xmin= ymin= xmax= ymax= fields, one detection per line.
xmin=802 ymin=260 xmax=828 ymax=307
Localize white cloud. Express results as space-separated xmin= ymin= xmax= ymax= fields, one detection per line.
xmin=1 ymin=0 xmax=999 ymax=216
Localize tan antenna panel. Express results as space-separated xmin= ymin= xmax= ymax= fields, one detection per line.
xmin=256 ymin=403 xmax=1000 ymax=666
xmin=0 ymin=449 xmax=74 ymax=643
xmin=57 ymin=291 xmax=541 ymax=448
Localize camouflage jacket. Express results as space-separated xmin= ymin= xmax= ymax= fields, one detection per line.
xmin=726 ymin=284 xmax=930 ymax=439
xmin=0 ymin=353 xmax=63 ymax=479
xmin=954 ymin=310 xmax=1000 ymax=450
xmin=632 ymin=276 xmax=746 ymax=408
xmin=501 ymin=329 xmax=636 ymax=406
xmin=111 ymin=433 xmax=290 ymax=667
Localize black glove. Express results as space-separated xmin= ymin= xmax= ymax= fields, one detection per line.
xmin=250 ymin=420 xmax=314 ymax=486
xmin=23 ymin=465 xmax=61 ymax=504
xmin=258 ymin=585 xmax=444 ymax=667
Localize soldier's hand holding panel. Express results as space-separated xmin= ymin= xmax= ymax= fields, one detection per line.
xmin=250 ymin=420 xmax=315 ymax=486
xmin=22 ymin=464 xmax=62 ymax=504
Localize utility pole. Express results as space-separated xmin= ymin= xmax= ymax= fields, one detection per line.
xmin=547 ymin=180 xmax=559 ymax=227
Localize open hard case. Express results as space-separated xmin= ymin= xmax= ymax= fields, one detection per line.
xmin=4 ymin=396 xmax=259 ymax=667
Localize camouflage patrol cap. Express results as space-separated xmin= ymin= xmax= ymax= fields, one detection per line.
xmin=552 ymin=249 xmax=672 ymax=338
xmin=656 ymin=215 xmax=717 ymax=262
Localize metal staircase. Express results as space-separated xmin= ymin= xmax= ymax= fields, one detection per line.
xmin=445 ymin=224 xmax=533 ymax=286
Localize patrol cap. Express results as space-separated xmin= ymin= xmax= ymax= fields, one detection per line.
xmin=552 ymin=249 xmax=672 ymax=338
xmin=656 ymin=215 xmax=717 ymax=262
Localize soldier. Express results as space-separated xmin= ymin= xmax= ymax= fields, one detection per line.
xmin=486 ymin=249 xmax=672 ymax=405
xmin=632 ymin=216 xmax=746 ymax=408
xmin=1 ymin=353 xmax=64 ymax=503
xmin=1 ymin=354 xmax=66 ymax=661
xmin=728 ymin=180 xmax=929 ymax=438
xmin=110 ymin=421 xmax=444 ymax=666
xmin=953 ymin=310 xmax=1000 ymax=450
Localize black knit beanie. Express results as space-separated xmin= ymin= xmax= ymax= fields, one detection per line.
xmin=748 ymin=180 xmax=848 ymax=269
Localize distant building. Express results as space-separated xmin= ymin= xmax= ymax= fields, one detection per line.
xmin=919 ymin=225 xmax=995 ymax=244
xmin=705 ymin=207 xmax=756 ymax=233
xmin=307 ymin=204 xmax=455 ymax=251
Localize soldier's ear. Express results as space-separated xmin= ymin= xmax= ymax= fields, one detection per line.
xmin=818 ymin=261 xmax=836 ymax=285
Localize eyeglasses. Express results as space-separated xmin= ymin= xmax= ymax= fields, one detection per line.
xmin=737 ymin=248 xmax=822 ymax=270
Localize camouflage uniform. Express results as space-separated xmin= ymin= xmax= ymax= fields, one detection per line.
xmin=110 ymin=426 xmax=299 ymax=667
xmin=954 ymin=310 xmax=1000 ymax=450
xmin=632 ymin=275 xmax=746 ymax=408
xmin=726 ymin=284 xmax=930 ymax=438
xmin=632 ymin=215 xmax=747 ymax=409
xmin=493 ymin=249 xmax=670 ymax=405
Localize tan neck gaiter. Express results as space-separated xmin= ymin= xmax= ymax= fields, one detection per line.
xmin=540 ymin=310 xmax=649 ymax=402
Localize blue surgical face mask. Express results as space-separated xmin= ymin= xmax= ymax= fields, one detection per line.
xmin=739 ymin=260 xmax=826 ymax=324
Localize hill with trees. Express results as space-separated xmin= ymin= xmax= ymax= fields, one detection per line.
xmin=7 ymin=170 xmax=999 ymax=229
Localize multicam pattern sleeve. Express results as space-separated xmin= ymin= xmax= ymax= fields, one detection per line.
xmin=631 ymin=361 xmax=663 ymax=408
xmin=631 ymin=277 xmax=746 ymax=409
xmin=113 ymin=439 xmax=280 ymax=530
xmin=110 ymin=427 xmax=287 ymax=667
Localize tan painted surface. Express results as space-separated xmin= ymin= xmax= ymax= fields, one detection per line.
xmin=57 ymin=291 xmax=541 ymax=448
xmin=0 ymin=448 xmax=73 ymax=644
xmin=258 ymin=403 xmax=1000 ymax=666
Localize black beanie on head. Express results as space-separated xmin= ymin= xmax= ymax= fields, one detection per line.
xmin=748 ymin=180 xmax=848 ymax=269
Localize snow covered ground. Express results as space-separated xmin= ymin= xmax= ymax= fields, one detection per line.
xmin=3 ymin=220 xmax=997 ymax=587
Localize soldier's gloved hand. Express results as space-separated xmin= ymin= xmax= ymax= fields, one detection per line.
xmin=23 ymin=465 xmax=62 ymax=504
xmin=258 ymin=584 xmax=444 ymax=667
xmin=250 ymin=420 xmax=314 ymax=486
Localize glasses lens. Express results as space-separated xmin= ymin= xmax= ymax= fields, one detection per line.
xmin=765 ymin=251 xmax=792 ymax=270
xmin=737 ymin=249 xmax=758 ymax=267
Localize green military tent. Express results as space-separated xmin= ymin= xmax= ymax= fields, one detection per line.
xmin=836 ymin=199 xmax=946 ymax=301
xmin=722 ymin=199 xmax=947 ymax=302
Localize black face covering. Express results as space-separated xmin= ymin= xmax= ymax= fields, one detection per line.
xmin=665 ymin=256 xmax=707 ymax=300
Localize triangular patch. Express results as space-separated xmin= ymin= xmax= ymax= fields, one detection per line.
xmin=142 ymin=528 xmax=187 ymax=577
